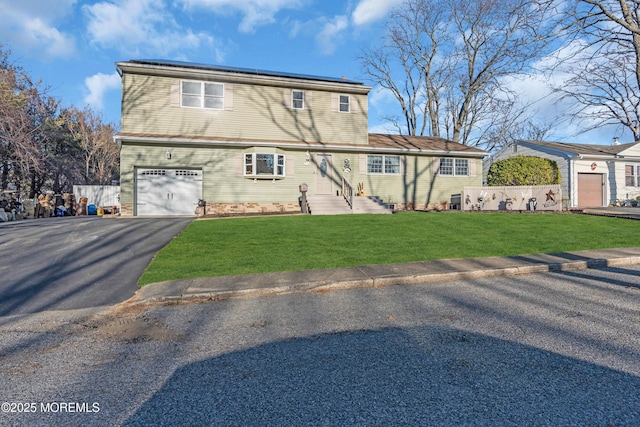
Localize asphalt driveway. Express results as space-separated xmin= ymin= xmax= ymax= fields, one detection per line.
xmin=0 ymin=216 xmax=192 ymax=316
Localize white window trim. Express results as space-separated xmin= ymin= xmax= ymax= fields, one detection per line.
xmin=292 ymin=90 xmax=304 ymax=109
xmin=439 ymin=158 xmax=469 ymax=176
xmin=367 ymin=154 xmax=401 ymax=175
xmin=339 ymin=95 xmax=350 ymax=113
xmin=181 ymin=80 xmax=224 ymax=110
xmin=244 ymin=153 xmax=286 ymax=178
xmin=625 ymin=163 xmax=640 ymax=187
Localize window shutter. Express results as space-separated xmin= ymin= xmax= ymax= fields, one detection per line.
xmin=306 ymin=91 xmax=312 ymax=110
xmin=224 ymin=83 xmax=234 ymax=111
xmin=401 ymin=156 xmax=407 ymax=176
xmin=170 ymin=80 xmax=180 ymax=107
xmin=235 ymin=153 xmax=244 ymax=177
xmin=432 ymin=157 xmax=440 ymax=175
xmin=286 ymin=158 xmax=295 ymax=177
xmin=330 ymin=93 xmax=338 ymax=112
xmin=359 ymin=154 xmax=367 ymax=174
xmin=468 ymin=158 xmax=476 ymax=176
xmin=283 ymin=89 xmax=291 ymax=108
xmin=351 ymin=96 xmax=359 ymax=114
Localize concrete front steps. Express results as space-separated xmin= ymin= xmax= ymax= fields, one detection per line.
xmin=307 ymin=195 xmax=392 ymax=215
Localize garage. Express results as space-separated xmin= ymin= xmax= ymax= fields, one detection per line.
xmin=577 ymin=173 xmax=604 ymax=207
xmin=136 ymin=169 xmax=203 ymax=216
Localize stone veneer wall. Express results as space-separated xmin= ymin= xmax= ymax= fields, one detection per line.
xmin=120 ymin=202 xmax=134 ymax=217
xmin=195 ymin=202 xmax=301 ymax=217
xmin=120 ymin=202 xmax=300 ymax=217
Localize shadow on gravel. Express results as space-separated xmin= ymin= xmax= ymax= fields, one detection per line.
xmin=554 ymin=267 xmax=640 ymax=290
xmin=125 ymin=326 xmax=640 ymax=426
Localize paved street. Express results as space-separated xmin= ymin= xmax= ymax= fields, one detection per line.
xmin=1 ymin=265 xmax=639 ymax=426
xmin=0 ymin=217 xmax=192 ymax=316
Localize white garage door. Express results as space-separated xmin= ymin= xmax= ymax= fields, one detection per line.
xmin=136 ymin=169 xmax=203 ymax=216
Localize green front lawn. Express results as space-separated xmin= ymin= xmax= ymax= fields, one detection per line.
xmin=138 ymin=212 xmax=640 ymax=285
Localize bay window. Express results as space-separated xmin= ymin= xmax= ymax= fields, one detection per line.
xmin=244 ymin=153 xmax=285 ymax=177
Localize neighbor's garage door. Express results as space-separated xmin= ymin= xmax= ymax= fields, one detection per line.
xmin=136 ymin=169 xmax=203 ymax=216
xmin=577 ymin=173 xmax=604 ymax=207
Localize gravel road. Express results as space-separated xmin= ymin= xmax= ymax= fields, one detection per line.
xmin=1 ymin=265 xmax=639 ymax=426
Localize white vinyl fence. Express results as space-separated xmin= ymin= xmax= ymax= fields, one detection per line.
xmin=73 ymin=185 xmax=120 ymax=208
xmin=461 ymin=185 xmax=562 ymax=212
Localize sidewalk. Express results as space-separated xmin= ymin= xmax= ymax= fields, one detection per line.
xmin=134 ymin=246 xmax=640 ymax=304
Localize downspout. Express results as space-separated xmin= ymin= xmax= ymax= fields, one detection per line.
xmin=567 ymin=155 xmax=573 ymax=209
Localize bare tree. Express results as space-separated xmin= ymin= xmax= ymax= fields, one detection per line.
xmin=1 ymin=46 xmax=119 ymax=197
xmin=0 ymin=49 xmax=46 ymax=195
xmin=361 ymin=1 xmax=452 ymax=137
xmin=360 ymin=0 xmax=556 ymax=149
xmin=549 ymin=0 xmax=640 ymax=141
xmin=64 ymin=106 xmax=119 ymax=185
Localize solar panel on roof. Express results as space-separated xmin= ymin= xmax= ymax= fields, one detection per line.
xmin=129 ymin=59 xmax=362 ymax=85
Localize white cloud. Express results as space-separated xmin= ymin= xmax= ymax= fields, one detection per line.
xmin=84 ymin=0 xmax=221 ymax=59
xmin=178 ymin=0 xmax=307 ymax=33
xmin=316 ymin=15 xmax=348 ymax=55
xmin=351 ymin=0 xmax=403 ymax=26
xmin=83 ymin=72 xmax=121 ymax=112
xmin=0 ymin=0 xmax=76 ymax=59
xmin=368 ymin=85 xmax=396 ymax=109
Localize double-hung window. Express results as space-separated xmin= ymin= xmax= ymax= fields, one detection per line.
xmin=439 ymin=158 xmax=469 ymax=176
xmin=367 ymin=155 xmax=400 ymax=174
xmin=181 ymin=81 xmax=223 ymax=109
xmin=626 ymin=164 xmax=640 ymax=187
xmin=244 ymin=153 xmax=285 ymax=177
xmin=339 ymin=95 xmax=350 ymax=112
xmin=292 ymin=90 xmax=304 ymax=109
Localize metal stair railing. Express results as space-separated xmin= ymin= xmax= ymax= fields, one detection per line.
xmin=342 ymin=176 xmax=353 ymax=210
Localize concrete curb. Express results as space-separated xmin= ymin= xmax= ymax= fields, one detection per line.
xmin=132 ymin=253 xmax=640 ymax=305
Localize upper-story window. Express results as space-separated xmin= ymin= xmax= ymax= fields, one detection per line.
xmin=181 ymin=81 xmax=224 ymax=109
xmin=292 ymin=90 xmax=304 ymax=109
xmin=439 ymin=158 xmax=469 ymax=176
xmin=339 ymin=95 xmax=350 ymax=112
xmin=626 ymin=164 xmax=640 ymax=187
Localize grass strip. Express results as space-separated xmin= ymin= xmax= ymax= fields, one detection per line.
xmin=138 ymin=212 xmax=640 ymax=285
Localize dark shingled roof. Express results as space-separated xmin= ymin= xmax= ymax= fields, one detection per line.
xmin=368 ymin=134 xmax=487 ymax=154
xmin=520 ymin=139 xmax=638 ymax=156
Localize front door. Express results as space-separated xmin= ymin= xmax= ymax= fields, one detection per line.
xmin=316 ymin=154 xmax=333 ymax=194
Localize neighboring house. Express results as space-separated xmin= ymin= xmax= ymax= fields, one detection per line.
xmin=485 ymin=140 xmax=640 ymax=208
xmin=114 ymin=59 xmax=486 ymax=216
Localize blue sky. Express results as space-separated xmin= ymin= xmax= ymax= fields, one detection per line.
xmin=0 ymin=0 xmax=630 ymax=145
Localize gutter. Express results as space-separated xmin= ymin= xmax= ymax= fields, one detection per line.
xmin=114 ymin=135 xmax=487 ymax=158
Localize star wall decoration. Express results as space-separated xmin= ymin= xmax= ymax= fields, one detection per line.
xmin=546 ymin=189 xmax=556 ymax=202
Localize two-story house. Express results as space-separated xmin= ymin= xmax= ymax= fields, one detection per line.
xmin=115 ymin=60 xmax=486 ymax=216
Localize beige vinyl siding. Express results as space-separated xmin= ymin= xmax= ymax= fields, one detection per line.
xmin=120 ymin=142 xmax=482 ymax=211
xmin=354 ymin=156 xmax=482 ymax=207
xmin=121 ymin=73 xmax=368 ymax=145
xmin=120 ymin=144 xmax=319 ymax=207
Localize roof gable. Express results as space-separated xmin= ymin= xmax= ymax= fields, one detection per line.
xmin=616 ymin=141 xmax=640 ymax=157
